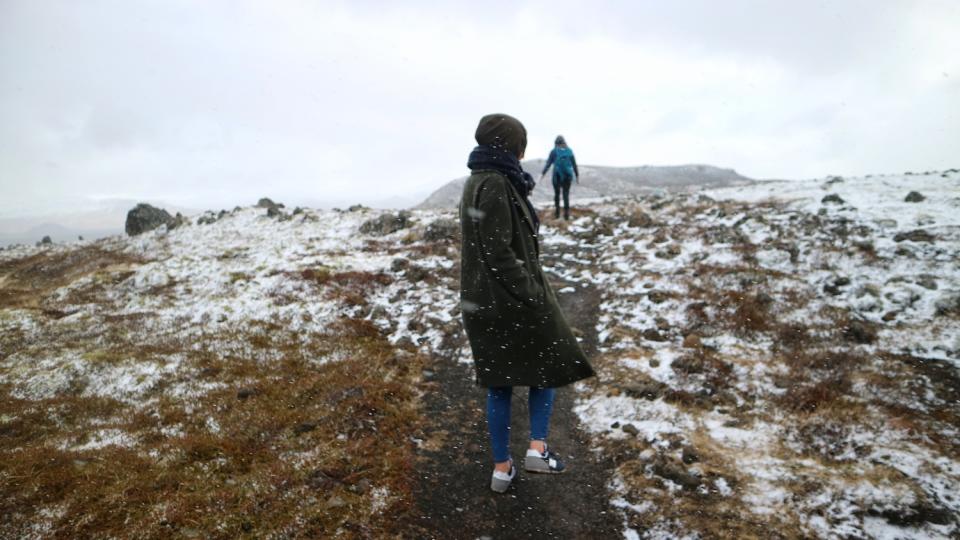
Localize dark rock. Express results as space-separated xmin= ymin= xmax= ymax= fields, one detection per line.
xmin=266 ymin=206 xmax=283 ymax=218
xmin=824 ymin=276 xmax=849 ymax=296
xmin=390 ymin=258 xmax=411 ymax=272
xmin=821 ymin=194 xmax=845 ymax=205
xmin=405 ymin=264 xmax=431 ymax=283
xmin=621 ymin=423 xmax=639 ymax=436
xmin=293 ymin=421 xmax=318 ymax=435
xmin=257 ymin=197 xmax=283 ymax=209
xmin=622 ymin=381 xmax=666 ymax=400
xmin=627 ymin=210 xmax=654 ymax=228
xmin=904 ymin=191 xmax=926 ymax=203
xmin=881 ymin=311 xmax=898 ymax=322
xmin=652 ymin=460 xmax=701 ymax=490
xmin=292 ymin=207 xmax=304 ymax=215
xmin=40 ymin=235 xmax=52 ymax=244
xmin=643 ymin=328 xmax=668 ymax=342
xmin=681 ymin=447 xmax=700 ymax=464
xmin=647 ymin=290 xmax=669 ymax=304
xmin=422 ymin=218 xmax=460 ymax=242
xmin=843 ymin=320 xmax=877 ymax=344
xmin=654 ymin=317 xmax=670 ymax=331
xmin=916 ymin=275 xmax=937 ymax=290
xmin=237 ymin=388 xmax=257 ymax=400
xmin=196 ymin=211 xmax=219 ymax=225
xmin=610 ymin=421 xmax=620 ymax=429
xmin=170 ymin=212 xmax=189 ymax=230
xmin=893 ymin=229 xmax=935 ymax=243
xmin=870 ymin=502 xmax=952 ymax=527
xmin=126 ymin=203 xmax=174 ymax=236
xmin=934 ymin=293 xmax=960 ymax=316
xmin=894 ymin=246 xmax=915 ymax=258
xmin=825 ymin=176 xmax=844 ymax=185
xmin=682 ymin=334 xmax=702 ymax=349
xmin=359 ymin=211 xmax=412 ymax=236
xmin=77 ymin=235 xmax=84 ymax=241
xmin=347 ymin=204 xmax=368 ymax=212
xmin=655 ymin=244 xmax=681 ymax=259
xmin=755 ymin=292 xmax=775 ymax=306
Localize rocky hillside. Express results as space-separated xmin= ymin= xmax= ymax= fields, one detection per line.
xmin=1 ymin=169 xmax=958 ymax=538
xmin=416 ymin=161 xmax=754 ymax=210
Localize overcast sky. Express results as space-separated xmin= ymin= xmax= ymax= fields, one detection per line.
xmin=1 ymin=0 xmax=957 ymax=218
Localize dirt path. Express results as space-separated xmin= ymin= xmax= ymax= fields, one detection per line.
xmin=410 ymin=244 xmax=621 ymax=538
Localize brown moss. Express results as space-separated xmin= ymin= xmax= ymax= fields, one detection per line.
xmin=0 ymin=316 xmax=425 ymax=538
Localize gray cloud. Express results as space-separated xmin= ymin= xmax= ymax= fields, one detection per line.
xmin=0 ymin=0 xmax=957 ymax=218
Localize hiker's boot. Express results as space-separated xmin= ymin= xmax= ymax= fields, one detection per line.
xmin=554 ymin=207 xmax=560 ymax=219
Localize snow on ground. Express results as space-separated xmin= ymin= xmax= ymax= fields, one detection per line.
xmin=2 ymin=170 xmax=957 ymax=537
xmin=1 ymin=206 xmax=461 ymax=414
xmin=541 ymin=170 xmax=960 ymax=538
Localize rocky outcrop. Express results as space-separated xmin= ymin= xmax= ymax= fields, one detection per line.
xmin=421 ymin=219 xmax=459 ymax=242
xmin=125 ymin=203 xmax=174 ymax=236
xmin=360 ymin=211 xmax=412 ymax=236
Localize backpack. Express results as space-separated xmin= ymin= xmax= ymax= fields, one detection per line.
xmin=553 ymin=147 xmax=575 ymax=178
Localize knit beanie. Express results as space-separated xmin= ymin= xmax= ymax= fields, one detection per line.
xmin=474 ymin=113 xmax=527 ymax=158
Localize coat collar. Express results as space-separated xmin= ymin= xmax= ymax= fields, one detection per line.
xmin=501 ymin=174 xmax=540 ymax=247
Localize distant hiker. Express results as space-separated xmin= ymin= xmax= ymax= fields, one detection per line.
xmin=540 ymin=135 xmax=580 ymax=220
xmin=460 ymin=114 xmax=595 ymax=493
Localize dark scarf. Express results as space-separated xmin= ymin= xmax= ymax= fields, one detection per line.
xmin=467 ymin=145 xmax=540 ymax=231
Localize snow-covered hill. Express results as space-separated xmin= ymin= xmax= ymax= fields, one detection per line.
xmin=1 ymin=169 xmax=958 ymax=538
xmin=416 ymin=161 xmax=753 ymax=210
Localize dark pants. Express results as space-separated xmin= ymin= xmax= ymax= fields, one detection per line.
xmin=553 ymin=176 xmax=572 ymax=219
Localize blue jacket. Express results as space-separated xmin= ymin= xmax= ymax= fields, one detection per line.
xmin=542 ymin=145 xmax=579 ymax=183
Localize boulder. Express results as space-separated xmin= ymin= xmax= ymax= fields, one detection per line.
xmin=627 ymin=210 xmax=654 ymax=228
xmin=422 ymin=218 xmax=460 ymax=242
xmin=40 ymin=235 xmax=52 ymax=245
xmin=257 ymin=197 xmax=283 ymax=209
xmin=843 ymin=320 xmax=877 ymax=344
xmin=620 ymin=379 xmax=667 ymax=400
xmin=904 ymin=191 xmax=925 ymax=203
xmin=647 ymin=290 xmax=670 ymax=304
xmin=169 ymin=212 xmax=189 ymax=230
xmin=821 ymin=194 xmax=845 ymax=205
xmin=893 ymin=230 xmax=935 ymax=243
xmin=126 ymin=203 xmax=174 ymax=236
xmin=359 ymin=211 xmax=412 ymax=236
xmin=643 ymin=328 xmax=668 ymax=342
xmin=935 ymin=293 xmax=960 ymax=317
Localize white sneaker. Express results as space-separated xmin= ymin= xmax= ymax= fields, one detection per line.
xmin=490 ymin=461 xmax=516 ymax=493
xmin=524 ymin=445 xmax=566 ymax=474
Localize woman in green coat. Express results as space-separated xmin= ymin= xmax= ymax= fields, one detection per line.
xmin=459 ymin=113 xmax=595 ymax=492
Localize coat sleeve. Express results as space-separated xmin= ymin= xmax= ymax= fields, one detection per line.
xmin=472 ymin=177 xmax=545 ymax=308
xmin=542 ymin=149 xmax=556 ymax=176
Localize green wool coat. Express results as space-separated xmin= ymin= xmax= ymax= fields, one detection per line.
xmin=459 ymin=170 xmax=595 ymax=388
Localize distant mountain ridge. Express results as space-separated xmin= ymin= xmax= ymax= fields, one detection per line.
xmin=415 ymin=160 xmax=754 ymax=209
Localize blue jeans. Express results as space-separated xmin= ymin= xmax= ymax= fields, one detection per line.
xmin=487 ymin=386 xmax=556 ymax=463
